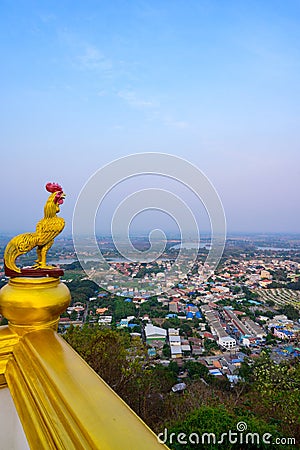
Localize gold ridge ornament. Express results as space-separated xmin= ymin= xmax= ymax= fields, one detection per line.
xmin=4 ymin=183 xmax=66 ymax=277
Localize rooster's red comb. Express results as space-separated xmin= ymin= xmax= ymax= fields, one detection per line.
xmin=46 ymin=182 xmax=63 ymax=193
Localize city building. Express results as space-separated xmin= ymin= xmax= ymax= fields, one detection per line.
xmin=145 ymin=323 xmax=167 ymax=344
xmin=168 ymin=328 xmax=182 ymax=359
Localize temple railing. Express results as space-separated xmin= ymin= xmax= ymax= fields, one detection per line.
xmin=0 ymin=277 xmax=168 ymax=450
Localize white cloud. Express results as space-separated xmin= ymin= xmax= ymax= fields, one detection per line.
xmin=117 ymin=90 xmax=157 ymax=109
xmin=77 ymin=45 xmax=112 ymax=72
xmin=39 ymin=12 xmax=56 ymax=23
xmin=117 ymin=91 xmax=189 ymax=128
xmin=96 ymin=89 xmax=107 ymax=96
xmin=162 ymin=116 xmax=189 ymax=129
xmin=60 ymin=35 xmax=188 ymax=129
xmin=58 ymin=30 xmax=114 ymax=76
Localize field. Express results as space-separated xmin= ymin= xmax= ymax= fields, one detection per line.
xmin=257 ymin=288 xmax=300 ymax=310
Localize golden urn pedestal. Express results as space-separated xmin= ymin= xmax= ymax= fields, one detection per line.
xmin=0 ymin=277 xmax=70 ymax=336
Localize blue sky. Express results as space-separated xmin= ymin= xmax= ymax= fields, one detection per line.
xmin=1 ymin=0 xmax=300 ymax=234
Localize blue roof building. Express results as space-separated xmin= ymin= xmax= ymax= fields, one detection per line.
xmin=166 ymin=314 xmax=178 ymax=319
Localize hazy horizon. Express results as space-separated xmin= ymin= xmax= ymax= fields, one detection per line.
xmin=1 ymin=230 xmax=300 ymax=238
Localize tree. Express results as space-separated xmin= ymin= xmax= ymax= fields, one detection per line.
xmin=266 ymin=299 xmax=275 ymax=307
xmin=70 ymin=310 xmax=78 ymax=321
xmin=184 ymin=361 xmax=211 ymax=381
xmin=162 ymin=318 xmax=181 ymax=329
xmin=203 ymin=338 xmax=218 ymax=352
xmin=113 ymin=298 xmax=137 ymax=321
xmin=242 ymin=286 xmax=258 ymax=300
xmin=139 ymin=302 xmax=151 ymax=315
xmin=265 ymin=333 xmax=276 ymax=345
xmin=237 ymin=352 xmax=300 ymax=440
xmin=287 ymin=279 xmax=300 ymax=290
xmin=180 ymin=323 xmax=193 ymax=337
xmin=63 ymin=325 xmax=176 ymax=427
xmin=168 ymin=361 xmax=180 ymax=376
xmin=280 ymin=304 xmax=300 ymax=321
xmin=232 ymin=285 xmax=241 ymax=294
xmin=251 ymin=355 xmax=300 ymax=437
xmin=162 ymin=344 xmax=171 ymax=358
xmin=165 ymin=405 xmax=282 ymax=450
xmin=64 ymin=325 xmax=132 ymax=390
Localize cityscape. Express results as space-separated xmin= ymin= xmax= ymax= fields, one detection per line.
xmin=1 ymin=233 xmax=299 ymax=374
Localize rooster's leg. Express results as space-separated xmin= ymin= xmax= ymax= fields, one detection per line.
xmin=39 ymin=240 xmax=55 ymax=269
xmin=31 ymin=246 xmax=43 ymax=268
xmin=36 ymin=246 xmax=42 ymax=264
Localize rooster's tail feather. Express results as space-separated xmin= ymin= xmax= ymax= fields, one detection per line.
xmin=4 ymin=233 xmax=37 ymax=273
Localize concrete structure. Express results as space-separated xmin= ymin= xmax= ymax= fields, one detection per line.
xmin=224 ymin=308 xmax=250 ymax=336
xmin=273 ymin=326 xmax=294 ymax=340
xmin=168 ymin=328 xmax=182 ymax=359
xmin=201 ymin=305 xmax=236 ymax=349
xmin=170 ymin=345 xmax=182 ymax=358
xmin=181 ymin=339 xmax=191 ymax=352
xmin=169 ymin=301 xmax=178 ymax=313
xmin=218 ymin=335 xmax=237 ymax=349
xmin=0 ymin=388 xmax=29 ymax=449
xmin=243 ymin=318 xmax=265 ymax=339
xmin=98 ymin=315 xmax=113 ymax=325
xmin=145 ymin=323 xmax=167 ymax=344
xmin=260 ymin=270 xmax=271 ymax=279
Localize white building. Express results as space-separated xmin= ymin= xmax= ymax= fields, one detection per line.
xmin=98 ymin=315 xmax=112 ymax=325
xmin=168 ymin=328 xmax=182 ymax=358
xmin=218 ymin=336 xmax=236 ymax=349
xmin=145 ymin=324 xmax=167 ymax=344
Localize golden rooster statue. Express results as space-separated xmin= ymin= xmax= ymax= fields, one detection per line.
xmin=4 ymin=183 xmax=66 ymax=275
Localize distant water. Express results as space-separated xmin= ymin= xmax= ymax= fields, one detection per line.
xmin=48 ymin=256 xmax=171 ymax=265
xmin=48 ymin=259 xmax=78 ymax=265
xmin=48 ymin=258 xmax=119 ymax=265
xmin=48 ymin=258 xmax=96 ymax=265
xmin=257 ymin=246 xmax=296 ymax=251
xmin=171 ymin=242 xmax=211 ymax=250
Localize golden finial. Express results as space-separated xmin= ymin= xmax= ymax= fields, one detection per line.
xmin=4 ymin=182 xmax=66 ymax=277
